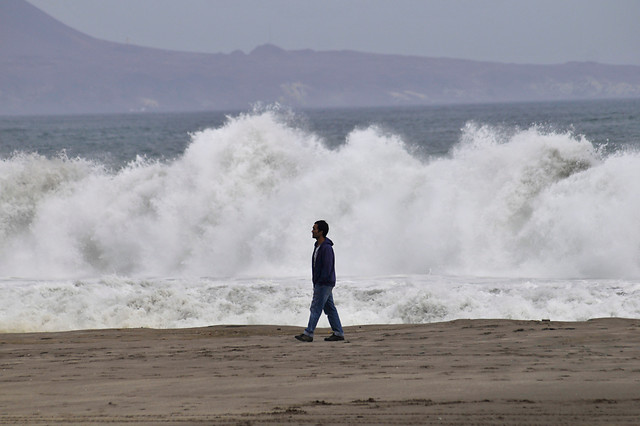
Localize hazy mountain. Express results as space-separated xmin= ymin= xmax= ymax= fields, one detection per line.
xmin=2 ymin=0 xmax=639 ymax=115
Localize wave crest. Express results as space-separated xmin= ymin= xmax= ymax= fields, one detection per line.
xmin=0 ymin=110 xmax=637 ymax=279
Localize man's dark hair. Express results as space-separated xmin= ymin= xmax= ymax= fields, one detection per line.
xmin=315 ymin=220 xmax=329 ymax=237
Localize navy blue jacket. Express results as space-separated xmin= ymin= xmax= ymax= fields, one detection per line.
xmin=312 ymin=238 xmax=336 ymax=287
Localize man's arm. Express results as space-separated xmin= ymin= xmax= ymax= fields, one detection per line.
xmin=316 ymin=245 xmax=335 ymax=285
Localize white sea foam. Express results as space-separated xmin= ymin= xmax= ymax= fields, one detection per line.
xmin=1 ymin=109 xmax=639 ymax=331
xmin=0 ymin=275 xmax=638 ymax=333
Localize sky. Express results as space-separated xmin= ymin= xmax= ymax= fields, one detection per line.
xmin=26 ymin=0 xmax=640 ymax=66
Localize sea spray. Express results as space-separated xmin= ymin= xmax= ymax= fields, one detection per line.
xmin=1 ymin=109 xmax=639 ymax=279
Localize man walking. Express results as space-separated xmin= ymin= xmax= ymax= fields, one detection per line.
xmin=295 ymin=220 xmax=345 ymax=342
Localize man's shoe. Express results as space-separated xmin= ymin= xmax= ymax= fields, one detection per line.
xmin=295 ymin=334 xmax=313 ymax=342
xmin=324 ymin=334 xmax=345 ymax=341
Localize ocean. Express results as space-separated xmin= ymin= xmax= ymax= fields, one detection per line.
xmin=1 ymin=99 xmax=640 ymax=332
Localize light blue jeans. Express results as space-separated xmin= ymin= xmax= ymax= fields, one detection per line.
xmin=304 ymin=285 xmax=344 ymax=338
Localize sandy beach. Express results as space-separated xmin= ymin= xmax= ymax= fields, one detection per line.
xmin=1 ymin=318 xmax=639 ymax=425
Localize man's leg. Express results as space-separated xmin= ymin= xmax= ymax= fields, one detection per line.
xmin=323 ymin=292 xmax=344 ymax=337
xmin=304 ymin=285 xmax=332 ymax=337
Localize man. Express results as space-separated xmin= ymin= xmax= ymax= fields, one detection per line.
xmin=295 ymin=220 xmax=345 ymax=342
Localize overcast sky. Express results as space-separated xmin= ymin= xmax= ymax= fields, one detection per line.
xmin=26 ymin=0 xmax=640 ymax=65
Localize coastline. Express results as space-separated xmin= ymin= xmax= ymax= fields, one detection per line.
xmin=1 ymin=318 xmax=639 ymax=425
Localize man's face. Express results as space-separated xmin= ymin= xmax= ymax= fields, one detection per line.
xmin=312 ymin=224 xmax=322 ymax=239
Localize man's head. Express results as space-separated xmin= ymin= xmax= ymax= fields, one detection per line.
xmin=313 ymin=220 xmax=329 ymax=239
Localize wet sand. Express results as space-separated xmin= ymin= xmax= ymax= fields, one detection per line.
xmin=1 ymin=318 xmax=639 ymax=425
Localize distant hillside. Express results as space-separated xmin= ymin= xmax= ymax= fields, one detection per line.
xmin=2 ymin=0 xmax=640 ymax=115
